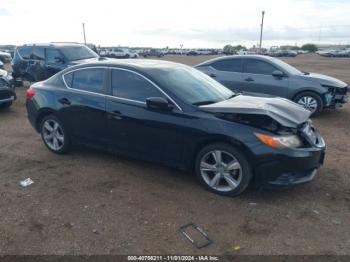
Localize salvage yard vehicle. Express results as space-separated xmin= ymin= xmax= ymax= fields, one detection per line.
xmin=12 ymin=43 xmax=100 ymax=82
xmin=26 ymin=60 xmax=326 ymax=196
xmin=196 ymin=55 xmax=348 ymax=115
xmin=142 ymin=49 xmax=164 ymax=58
xmin=0 ymin=69 xmax=16 ymax=109
xmin=108 ymin=48 xmax=139 ymax=58
xmin=270 ymin=50 xmax=297 ymax=57
xmin=0 ymin=50 xmax=12 ymax=63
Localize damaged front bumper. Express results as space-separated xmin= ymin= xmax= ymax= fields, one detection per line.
xmin=324 ymin=86 xmax=348 ymax=109
xmin=254 ymin=121 xmax=326 ymax=188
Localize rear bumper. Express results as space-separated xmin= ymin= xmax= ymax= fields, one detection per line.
xmin=26 ymin=99 xmax=38 ymax=131
xmin=254 ymin=146 xmax=325 ymax=189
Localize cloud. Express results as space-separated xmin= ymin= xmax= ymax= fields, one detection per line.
xmin=0 ymin=8 xmax=10 ymax=16
xmin=1 ymin=0 xmax=350 ymax=47
xmin=140 ymin=25 xmax=350 ymax=44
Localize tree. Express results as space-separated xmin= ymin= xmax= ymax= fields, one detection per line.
xmin=223 ymin=44 xmax=248 ymax=55
xmin=301 ymin=43 xmax=318 ymax=52
xmin=234 ymin=45 xmax=247 ymax=51
xmin=223 ymin=45 xmax=235 ymax=55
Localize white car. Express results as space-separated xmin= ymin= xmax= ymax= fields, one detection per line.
xmin=109 ymin=48 xmax=139 ymax=58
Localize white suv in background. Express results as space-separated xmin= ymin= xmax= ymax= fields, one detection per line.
xmin=109 ymin=48 xmax=139 ymax=58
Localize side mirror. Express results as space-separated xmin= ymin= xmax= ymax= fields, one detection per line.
xmin=272 ymin=70 xmax=285 ymax=78
xmin=146 ymin=97 xmax=173 ymax=111
xmin=55 ymin=57 xmax=65 ymax=64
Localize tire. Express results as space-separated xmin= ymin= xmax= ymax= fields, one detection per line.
xmin=293 ymin=91 xmax=323 ymax=116
xmin=40 ymin=115 xmax=70 ymax=154
xmin=0 ymin=101 xmax=12 ymax=109
xmin=195 ymin=143 xmax=253 ymax=197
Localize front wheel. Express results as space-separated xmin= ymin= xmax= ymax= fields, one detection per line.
xmin=293 ymin=92 xmax=323 ymax=116
xmin=40 ymin=115 xmax=70 ymax=154
xmin=195 ymin=143 xmax=253 ymax=196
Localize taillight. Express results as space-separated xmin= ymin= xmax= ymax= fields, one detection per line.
xmin=26 ymin=88 xmax=35 ymax=99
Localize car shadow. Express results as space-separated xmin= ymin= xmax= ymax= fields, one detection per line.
xmin=69 ymin=145 xmax=311 ymax=201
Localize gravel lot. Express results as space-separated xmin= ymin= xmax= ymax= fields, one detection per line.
xmin=0 ymin=54 xmax=349 ymax=255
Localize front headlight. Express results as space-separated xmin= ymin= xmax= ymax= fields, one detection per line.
xmin=255 ymin=133 xmax=302 ymax=149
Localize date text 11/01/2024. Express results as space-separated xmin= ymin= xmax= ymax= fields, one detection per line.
xmin=127 ymin=255 xmax=219 ymax=261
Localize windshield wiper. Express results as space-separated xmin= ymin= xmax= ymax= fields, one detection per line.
xmin=192 ymin=100 xmax=218 ymax=106
xmin=303 ymin=71 xmax=310 ymax=75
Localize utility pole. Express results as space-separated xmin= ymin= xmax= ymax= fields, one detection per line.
xmin=259 ymin=11 xmax=265 ymax=53
xmin=82 ymin=23 xmax=87 ymax=45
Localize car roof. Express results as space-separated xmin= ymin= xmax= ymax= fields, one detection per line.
xmin=19 ymin=43 xmax=85 ymax=48
xmin=195 ymin=55 xmax=275 ymax=67
xmin=65 ymin=59 xmax=184 ymax=71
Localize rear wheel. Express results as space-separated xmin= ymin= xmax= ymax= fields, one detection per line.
xmin=40 ymin=115 xmax=70 ymax=154
xmin=195 ymin=143 xmax=253 ymax=196
xmin=293 ymin=91 xmax=323 ymax=116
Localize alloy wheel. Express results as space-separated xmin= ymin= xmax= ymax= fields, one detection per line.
xmin=42 ymin=119 xmax=65 ymax=151
xmin=200 ymin=150 xmax=242 ymax=192
xmin=297 ymin=96 xmax=318 ymax=113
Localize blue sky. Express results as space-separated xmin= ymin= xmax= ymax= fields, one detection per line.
xmin=1 ymin=0 xmax=350 ymax=48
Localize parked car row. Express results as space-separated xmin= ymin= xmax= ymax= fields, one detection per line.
xmin=99 ymin=47 xmax=139 ymax=58
xmin=269 ymin=50 xmax=298 ymax=57
xmin=317 ymin=49 xmax=350 ymax=57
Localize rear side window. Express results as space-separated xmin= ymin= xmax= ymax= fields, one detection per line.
xmin=31 ymin=47 xmax=45 ymax=60
xmin=18 ymin=46 xmax=32 ymax=60
xmin=111 ymin=69 xmax=164 ymax=102
xmin=244 ymin=59 xmax=277 ymax=75
xmin=64 ymin=68 xmax=105 ymax=94
xmin=211 ymin=59 xmax=242 ymax=72
xmin=46 ymin=49 xmax=64 ymax=64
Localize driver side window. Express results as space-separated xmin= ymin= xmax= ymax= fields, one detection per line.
xmin=111 ymin=69 xmax=165 ymax=102
xmin=244 ymin=59 xmax=277 ymax=75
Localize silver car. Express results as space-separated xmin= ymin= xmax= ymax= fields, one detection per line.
xmin=196 ymin=55 xmax=348 ymax=115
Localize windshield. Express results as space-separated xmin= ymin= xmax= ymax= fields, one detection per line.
xmin=153 ymin=66 xmax=234 ymax=105
xmin=272 ymin=58 xmax=303 ymax=75
xmin=60 ymin=46 xmax=98 ymax=61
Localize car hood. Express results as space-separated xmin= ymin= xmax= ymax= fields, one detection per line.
xmin=298 ymin=73 xmax=347 ymax=88
xmin=0 ymin=51 xmax=11 ymax=57
xmin=200 ymin=95 xmax=311 ymax=128
xmin=66 ymin=57 xmax=100 ymax=66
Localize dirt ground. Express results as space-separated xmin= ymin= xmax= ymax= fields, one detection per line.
xmin=0 ymin=54 xmax=349 ymax=255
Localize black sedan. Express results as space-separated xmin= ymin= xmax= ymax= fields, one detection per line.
xmin=26 ymin=60 xmax=326 ymax=196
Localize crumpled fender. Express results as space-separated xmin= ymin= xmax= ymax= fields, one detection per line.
xmin=200 ymin=95 xmax=310 ymax=128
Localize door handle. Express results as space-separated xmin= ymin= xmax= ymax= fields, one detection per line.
xmin=108 ymin=110 xmax=122 ymax=120
xmin=244 ymin=77 xmax=254 ymax=82
xmin=58 ymin=98 xmax=71 ymax=105
xmin=209 ymin=73 xmax=216 ymax=78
